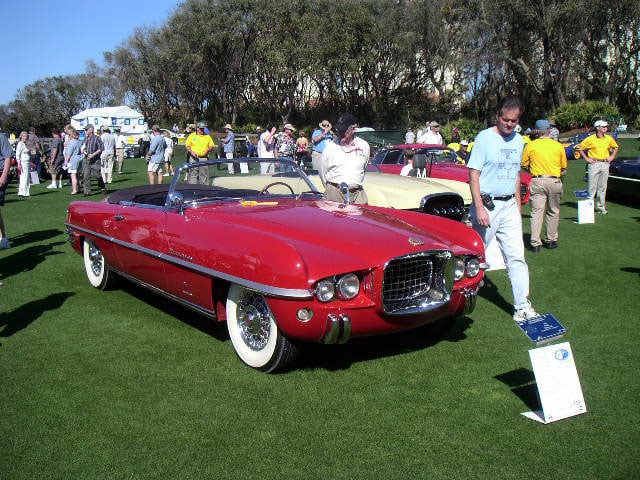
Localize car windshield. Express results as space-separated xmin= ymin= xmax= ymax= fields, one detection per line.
xmin=168 ymin=158 xmax=321 ymax=206
xmin=413 ymin=148 xmax=459 ymax=165
xmin=374 ymin=147 xmax=458 ymax=166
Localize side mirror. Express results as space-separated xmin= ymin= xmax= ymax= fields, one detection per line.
xmin=167 ymin=191 xmax=185 ymax=214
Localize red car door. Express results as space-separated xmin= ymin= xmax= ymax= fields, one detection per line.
xmin=161 ymin=209 xmax=216 ymax=313
xmin=109 ymin=204 xmax=170 ymax=292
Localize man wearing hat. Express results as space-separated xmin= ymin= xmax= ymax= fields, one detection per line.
xmin=311 ymin=120 xmax=334 ymax=171
xmin=81 ymin=124 xmax=107 ymax=195
xmin=185 ymin=122 xmax=215 ymax=184
xmin=222 ymin=123 xmax=237 ymax=174
xmin=521 ymin=119 xmax=567 ymax=252
xmin=319 ymin=113 xmax=370 ymax=204
xmin=458 ymin=139 xmax=470 ymax=164
xmin=275 ymin=123 xmax=297 ymax=163
xmin=579 ymin=120 xmax=619 ymax=214
xmin=417 ymin=121 xmax=443 ymax=145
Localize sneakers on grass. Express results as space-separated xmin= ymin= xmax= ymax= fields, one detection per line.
xmin=513 ymin=302 xmax=539 ymax=324
xmin=0 ymin=237 xmax=11 ymax=250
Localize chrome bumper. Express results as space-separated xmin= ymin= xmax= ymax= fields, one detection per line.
xmin=322 ymin=314 xmax=352 ymax=344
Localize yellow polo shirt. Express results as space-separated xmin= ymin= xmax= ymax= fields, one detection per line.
xmin=579 ymin=134 xmax=618 ymax=160
xmin=186 ymin=132 xmax=215 ymax=157
xmin=521 ymin=138 xmax=567 ymax=177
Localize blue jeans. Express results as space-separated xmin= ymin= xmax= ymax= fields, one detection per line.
xmin=471 ymin=198 xmax=530 ymax=309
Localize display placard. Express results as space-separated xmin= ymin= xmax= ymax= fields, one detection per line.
xmin=522 ymin=342 xmax=587 ymax=424
xmin=577 ymin=198 xmax=595 ymax=224
xmin=517 ymin=313 xmax=566 ymax=345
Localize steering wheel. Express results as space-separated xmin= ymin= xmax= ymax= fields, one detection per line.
xmin=259 ymin=181 xmax=295 ymax=195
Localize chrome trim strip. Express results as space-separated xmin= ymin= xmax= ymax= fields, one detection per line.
xmin=66 ymin=223 xmax=314 ymax=299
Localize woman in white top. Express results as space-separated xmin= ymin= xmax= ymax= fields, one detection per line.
xmin=16 ymin=131 xmax=31 ymax=196
xmin=64 ymin=127 xmax=83 ymax=194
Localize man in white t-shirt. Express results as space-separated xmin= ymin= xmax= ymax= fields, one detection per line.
xmin=114 ymin=128 xmax=127 ymax=174
xmin=258 ymin=125 xmax=277 ymax=174
xmin=417 ymin=121 xmax=444 ymax=145
xmin=319 ymin=113 xmax=370 ymax=204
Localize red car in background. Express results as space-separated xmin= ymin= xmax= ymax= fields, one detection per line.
xmin=368 ymin=144 xmax=531 ymax=204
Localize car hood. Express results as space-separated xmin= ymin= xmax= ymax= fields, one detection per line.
xmin=308 ymin=173 xmax=471 ymax=207
xmin=188 ymin=199 xmax=474 ymax=284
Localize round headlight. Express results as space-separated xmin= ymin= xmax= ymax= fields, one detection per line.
xmin=336 ymin=273 xmax=360 ymax=300
xmin=316 ymin=279 xmax=335 ymax=302
xmin=465 ymin=257 xmax=480 ymax=277
xmin=454 ymin=258 xmax=465 ymax=281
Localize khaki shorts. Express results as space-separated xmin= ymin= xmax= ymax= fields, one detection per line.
xmin=147 ymin=162 xmax=162 ymax=173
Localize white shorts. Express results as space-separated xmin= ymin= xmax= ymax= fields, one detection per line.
xmin=147 ymin=162 xmax=162 ymax=173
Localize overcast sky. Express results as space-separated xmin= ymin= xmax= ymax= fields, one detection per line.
xmin=1 ymin=0 xmax=180 ymax=105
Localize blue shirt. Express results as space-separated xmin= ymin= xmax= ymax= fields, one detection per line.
xmin=467 ymin=128 xmax=524 ymax=197
xmin=311 ymin=128 xmax=334 ymax=153
xmin=223 ymin=131 xmax=235 ymax=154
xmin=0 ymin=133 xmax=13 ymax=171
xmin=148 ymin=134 xmax=166 ymax=164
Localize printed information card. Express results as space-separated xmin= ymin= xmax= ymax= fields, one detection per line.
xmin=522 ymin=342 xmax=587 ymax=424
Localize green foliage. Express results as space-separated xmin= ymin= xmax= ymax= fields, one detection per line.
xmin=552 ymin=101 xmax=621 ymax=131
xmin=441 ymin=118 xmax=485 ymax=143
xmin=3 ymin=0 xmax=640 ymax=132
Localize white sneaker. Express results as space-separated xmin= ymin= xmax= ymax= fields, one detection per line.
xmin=0 ymin=237 xmax=11 ymax=250
xmin=163 ymin=173 xmax=170 ymax=177
xmin=46 ymin=183 xmax=57 ymax=189
xmin=513 ymin=302 xmax=539 ymax=324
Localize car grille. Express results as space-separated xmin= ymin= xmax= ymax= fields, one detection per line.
xmin=420 ymin=193 xmax=465 ymax=222
xmin=382 ymin=251 xmax=454 ymax=314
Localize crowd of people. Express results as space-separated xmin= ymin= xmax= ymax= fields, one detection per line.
xmin=0 ymin=104 xmax=621 ymax=323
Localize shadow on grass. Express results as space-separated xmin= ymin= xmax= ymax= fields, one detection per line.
xmin=0 ymin=291 xmax=75 ymax=338
xmin=8 ymin=228 xmax=64 ymax=247
xmin=0 ymin=242 xmax=66 ymax=280
xmin=621 ymin=267 xmax=640 ymax=276
xmin=117 ymin=281 xmax=229 ymax=342
xmin=297 ymin=315 xmax=474 ymax=372
xmin=494 ymin=367 xmax=540 ymax=412
xmin=478 ymin=276 xmax=513 ymax=316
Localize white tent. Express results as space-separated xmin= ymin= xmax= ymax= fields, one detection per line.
xmin=71 ymin=106 xmax=148 ymax=137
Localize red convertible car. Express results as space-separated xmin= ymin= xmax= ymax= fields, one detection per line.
xmin=369 ymin=144 xmax=532 ymax=204
xmin=66 ymin=158 xmax=486 ymax=372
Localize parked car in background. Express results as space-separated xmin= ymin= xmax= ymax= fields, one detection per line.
xmin=369 ymin=144 xmax=532 ymax=204
xmin=222 ymin=170 xmax=472 ymax=222
xmin=608 ymin=157 xmax=640 ymax=201
xmin=66 ymin=158 xmax=486 ymax=372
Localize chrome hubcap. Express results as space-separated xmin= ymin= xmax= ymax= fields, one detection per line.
xmin=88 ymin=242 xmax=103 ymax=276
xmin=237 ymin=291 xmax=272 ymax=351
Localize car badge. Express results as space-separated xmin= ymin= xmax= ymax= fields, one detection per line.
xmin=408 ymin=237 xmax=424 ymax=246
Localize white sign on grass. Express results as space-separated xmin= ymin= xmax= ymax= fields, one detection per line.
xmin=522 ymin=342 xmax=587 ymax=424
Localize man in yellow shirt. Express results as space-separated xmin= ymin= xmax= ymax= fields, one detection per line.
xmin=579 ymin=120 xmax=619 ymax=214
xmin=185 ymin=122 xmax=215 ymax=184
xmin=521 ymin=119 xmax=567 ymax=252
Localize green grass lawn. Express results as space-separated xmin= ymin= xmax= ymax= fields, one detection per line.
xmin=1 ymin=145 xmax=639 ymax=479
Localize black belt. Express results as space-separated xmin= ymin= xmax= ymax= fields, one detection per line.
xmin=595 ymin=159 xmax=609 ymax=162
xmin=532 ymin=175 xmax=560 ymax=179
xmin=327 ymin=181 xmax=362 ymax=192
xmin=490 ymin=194 xmax=515 ymax=201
